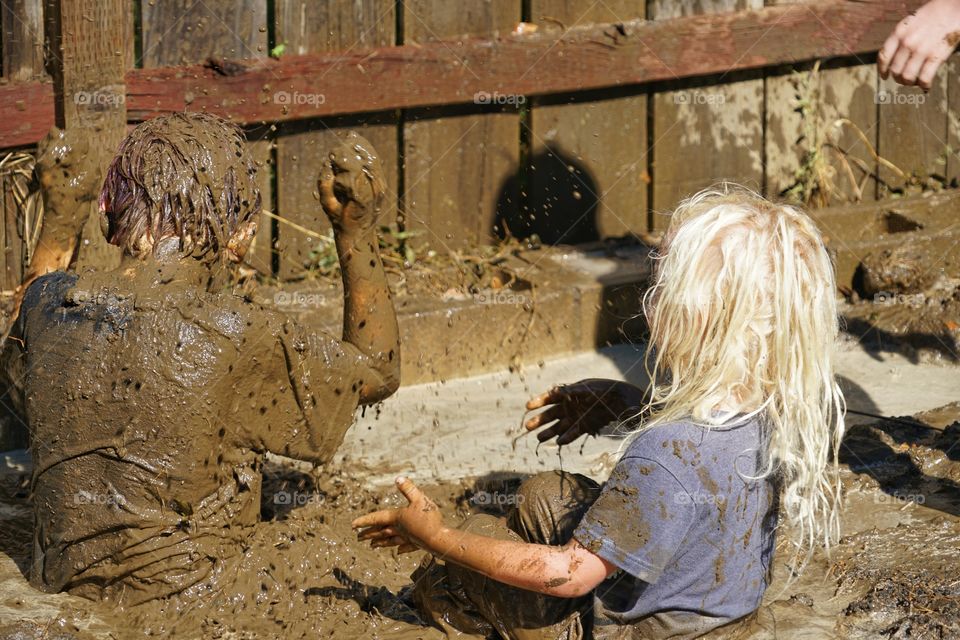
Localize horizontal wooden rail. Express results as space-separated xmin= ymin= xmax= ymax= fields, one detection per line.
xmin=0 ymin=0 xmax=922 ymax=148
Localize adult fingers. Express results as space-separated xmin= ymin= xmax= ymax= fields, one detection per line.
xmin=397 ymin=543 xmax=420 ymax=554
xmin=887 ymin=44 xmax=913 ymax=81
xmin=897 ymin=51 xmax=926 ymax=86
xmin=878 ymin=34 xmax=901 ymax=78
xmin=917 ymin=56 xmax=944 ymax=91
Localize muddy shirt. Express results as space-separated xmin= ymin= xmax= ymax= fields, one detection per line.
xmin=9 ymin=271 xmax=371 ymax=603
xmin=573 ymin=416 xmax=777 ymax=624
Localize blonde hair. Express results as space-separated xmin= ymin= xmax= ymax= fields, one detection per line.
xmin=635 ymin=183 xmax=845 ymax=566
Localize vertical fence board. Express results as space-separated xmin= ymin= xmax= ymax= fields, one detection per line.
xmin=525 ymin=1 xmax=648 ymax=242
xmin=275 ymin=0 xmax=396 ymax=278
xmin=766 ymin=62 xmax=879 ymax=205
xmin=140 ymin=0 xmax=267 ymax=66
xmin=648 ymin=0 xmax=764 ymax=230
xmin=948 ymin=54 xmax=960 ymax=184
xmin=140 ymin=0 xmax=272 ymax=275
xmin=878 ymin=69 xmax=949 ymax=195
xmin=2 ymin=0 xmax=44 ymax=81
xmin=402 ymin=0 xmax=520 ymax=249
xmin=764 ymin=0 xmax=879 ymax=205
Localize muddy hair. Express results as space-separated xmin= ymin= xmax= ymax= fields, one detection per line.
xmin=99 ymin=112 xmax=262 ymax=261
xmin=628 ymin=183 xmax=845 ymax=572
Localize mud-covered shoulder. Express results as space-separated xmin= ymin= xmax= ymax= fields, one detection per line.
xmin=20 ymin=271 xmax=79 ymax=321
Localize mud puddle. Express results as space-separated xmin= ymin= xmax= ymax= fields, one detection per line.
xmin=2 ymin=404 xmax=960 ymax=639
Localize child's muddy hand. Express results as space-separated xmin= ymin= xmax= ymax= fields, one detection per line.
xmin=524 ymin=379 xmax=647 ymax=445
xmin=352 ymin=477 xmax=444 ymax=554
xmin=319 ymin=131 xmax=387 ymax=232
xmin=36 ymin=127 xmax=102 ymax=207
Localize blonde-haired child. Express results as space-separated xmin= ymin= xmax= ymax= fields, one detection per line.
xmin=354 ymin=185 xmax=845 ymax=639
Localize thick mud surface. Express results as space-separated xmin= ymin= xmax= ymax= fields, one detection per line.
xmin=0 ymin=402 xmax=958 ymax=638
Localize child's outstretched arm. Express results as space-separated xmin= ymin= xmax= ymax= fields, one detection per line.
xmin=352 ymin=477 xmax=617 ymax=598
xmin=319 ymin=132 xmax=400 ymax=404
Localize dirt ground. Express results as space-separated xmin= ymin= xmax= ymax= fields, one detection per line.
xmin=0 ymin=393 xmax=958 ymax=639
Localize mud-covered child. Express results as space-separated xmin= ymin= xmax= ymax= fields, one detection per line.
xmin=4 ymin=113 xmax=400 ymax=606
xmin=354 ymin=186 xmax=846 ymax=639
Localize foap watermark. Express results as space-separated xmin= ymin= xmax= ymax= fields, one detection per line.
xmin=74 ymin=86 xmax=125 ymax=107
xmin=875 ymin=88 xmax=926 ymax=106
xmin=470 ymin=491 xmax=524 ymax=507
xmin=873 ymin=291 xmax=925 ymax=307
xmin=673 ymin=91 xmax=726 ymax=106
xmin=274 ymin=290 xmax=327 ymax=308
xmin=474 ymin=291 xmax=529 ymax=305
xmin=273 ymin=90 xmax=326 ymax=107
xmin=674 ymin=491 xmax=727 ymax=506
xmin=272 ymin=490 xmax=325 ymax=507
xmin=874 ymin=491 xmax=926 ymax=506
xmin=272 ymin=490 xmax=364 ymax=508
xmin=73 ymin=490 xmax=123 ymax=506
xmin=474 ymin=91 xmax=526 ymax=106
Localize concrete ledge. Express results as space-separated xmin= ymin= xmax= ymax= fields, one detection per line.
xmin=257 ymin=244 xmax=652 ymax=385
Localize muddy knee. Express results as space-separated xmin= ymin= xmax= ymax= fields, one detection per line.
xmin=509 ymin=471 xmax=600 ymax=545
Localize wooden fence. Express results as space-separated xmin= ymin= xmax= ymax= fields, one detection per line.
xmin=0 ymin=0 xmax=951 ymax=288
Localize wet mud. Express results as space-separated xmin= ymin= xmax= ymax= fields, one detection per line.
xmin=845 ymin=239 xmax=960 ymax=360
xmin=1 ymin=402 xmax=959 ymax=638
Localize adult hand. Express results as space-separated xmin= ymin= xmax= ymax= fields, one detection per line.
xmin=878 ymin=0 xmax=960 ymax=90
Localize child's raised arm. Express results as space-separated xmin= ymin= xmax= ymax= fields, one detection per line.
xmin=352 ymin=477 xmax=618 ymax=598
xmin=319 ymin=132 xmax=400 ymax=404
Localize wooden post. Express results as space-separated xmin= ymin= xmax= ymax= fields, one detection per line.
xmin=41 ymin=0 xmax=128 ymax=273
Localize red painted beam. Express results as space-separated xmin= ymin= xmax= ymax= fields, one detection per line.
xmin=0 ymin=0 xmax=924 ymax=148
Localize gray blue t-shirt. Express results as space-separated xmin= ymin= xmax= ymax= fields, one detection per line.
xmin=573 ymin=415 xmax=777 ymax=624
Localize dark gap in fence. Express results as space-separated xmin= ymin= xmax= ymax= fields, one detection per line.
xmin=132 ymin=0 xmax=143 ymax=68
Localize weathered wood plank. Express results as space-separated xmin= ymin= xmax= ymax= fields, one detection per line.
xmin=402 ymin=0 xmax=519 ymax=248
xmin=274 ymin=0 xmax=396 ymax=279
xmin=766 ymin=61 xmax=879 ymax=205
xmin=525 ymin=1 xmax=648 ymax=241
xmin=140 ymin=0 xmax=267 ymax=67
xmin=649 ymin=0 xmax=764 ymax=228
xmin=877 ymin=69 xmax=950 ymax=194
xmin=2 ymin=0 xmax=44 ymax=81
xmin=0 ymin=0 xmax=929 ymax=148
xmin=948 ymin=53 xmax=960 ymax=183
